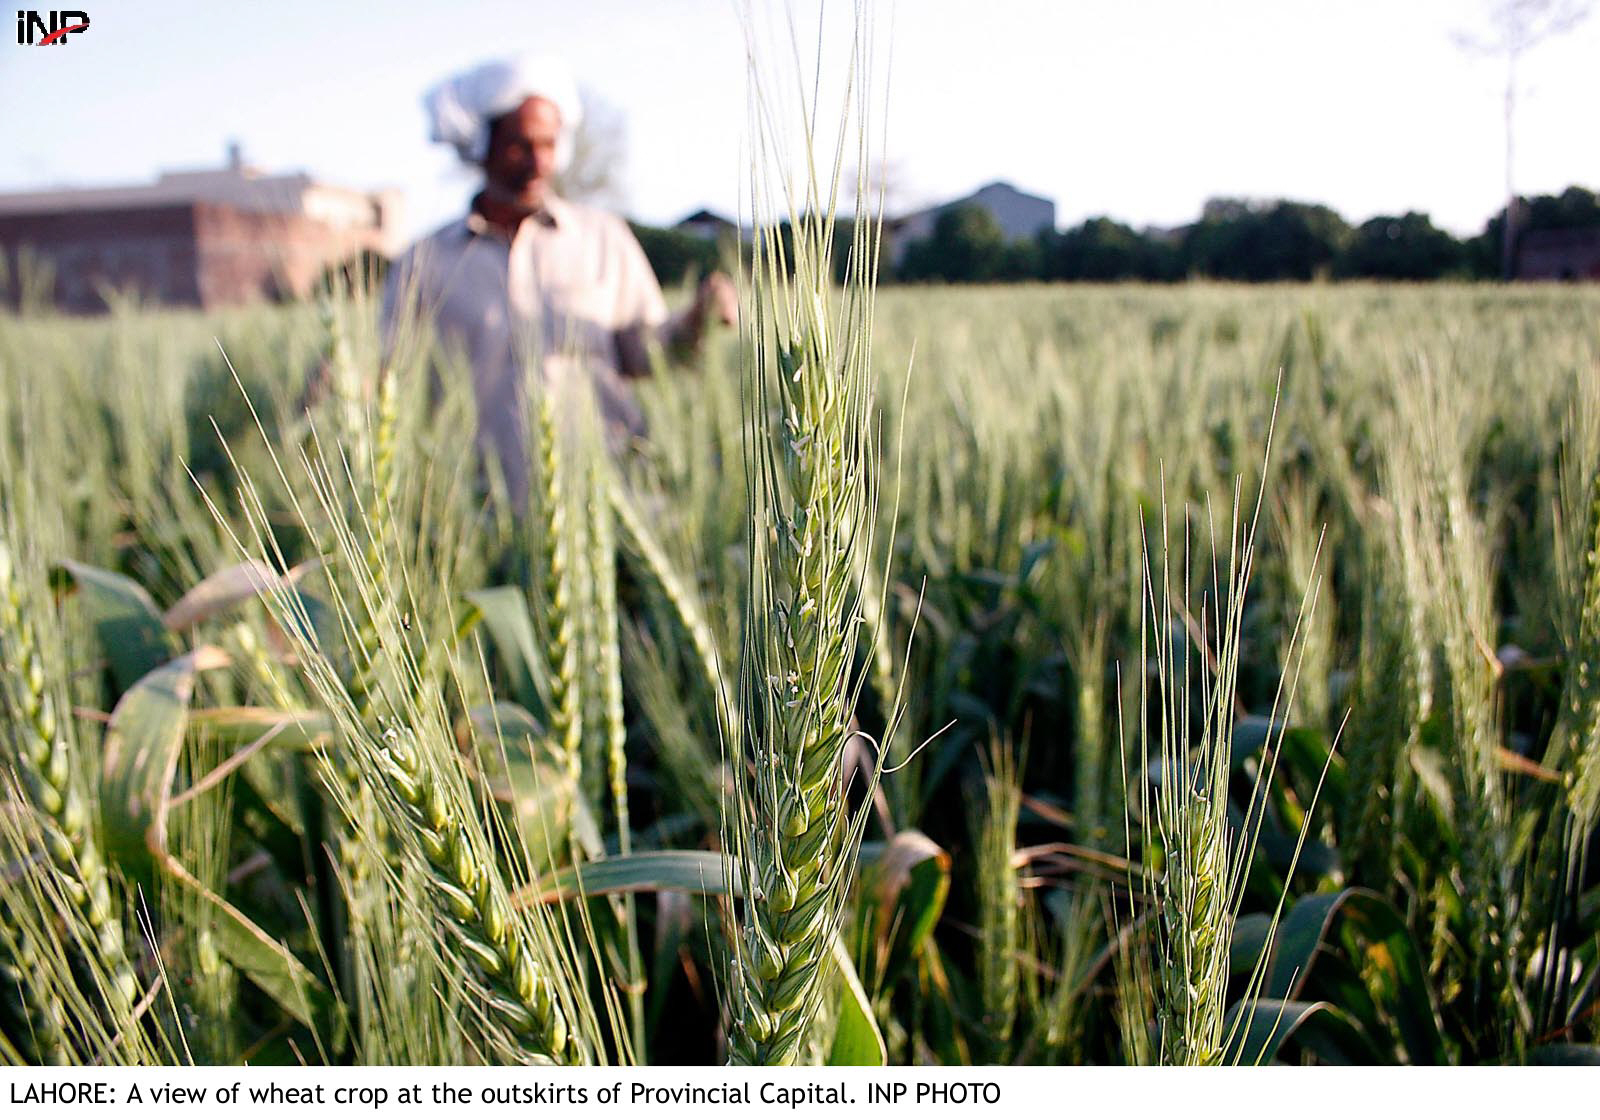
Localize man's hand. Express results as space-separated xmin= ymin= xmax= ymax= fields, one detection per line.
xmin=654 ymin=270 xmax=739 ymax=367
xmin=694 ymin=271 xmax=739 ymax=328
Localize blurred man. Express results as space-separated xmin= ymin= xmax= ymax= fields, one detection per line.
xmin=383 ymin=56 xmax=736 ymax=504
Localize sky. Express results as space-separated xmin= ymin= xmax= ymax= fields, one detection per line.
xmin=2 ymin=0 xmax=1597 ymax=242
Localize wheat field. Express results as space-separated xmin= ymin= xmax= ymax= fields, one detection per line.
xmin=2 ymin=257 xmax=1599 ymax=1065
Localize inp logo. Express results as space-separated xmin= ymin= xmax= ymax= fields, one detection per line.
xmin=16 ymin=9 xmax=89 ymax=45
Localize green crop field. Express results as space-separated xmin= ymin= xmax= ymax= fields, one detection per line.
xmin=2 ymin=264 xmax=1599 ymax=1065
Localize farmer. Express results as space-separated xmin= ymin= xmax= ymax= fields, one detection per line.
xmin=382 ymin=55 xmax=737 ymax=504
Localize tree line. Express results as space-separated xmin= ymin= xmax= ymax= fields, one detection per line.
xmin=633 ymin=184 xmax=1600 ymax=286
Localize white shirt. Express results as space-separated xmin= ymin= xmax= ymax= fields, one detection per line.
xmin=382 ymin=193 xmax=669 ymax=504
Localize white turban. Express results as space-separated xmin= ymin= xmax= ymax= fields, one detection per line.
xmin=424 ymin=56 xmax=582 ymax=170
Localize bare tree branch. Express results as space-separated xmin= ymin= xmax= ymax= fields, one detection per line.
xmin=554 ymin=87 xmax=629 ymax=210
xmin=1454 ymin=0 xmax=1593 ymax=278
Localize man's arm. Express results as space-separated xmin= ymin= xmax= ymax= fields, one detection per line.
xmin=612 ymin=218 xmax=737 ymax=377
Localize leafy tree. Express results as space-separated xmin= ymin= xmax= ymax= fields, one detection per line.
xmin=898 ymin=205 xmax=1009 ymax=283
xmin=1041 ymin=217 xmax=1180 ymax=281
xmin=1183 ymin=199 xmax=1351 ymax=281
xmin=1525 ymin=184 xmax=1600 ymax=230
xmin=1336 ymin=213 xmax=1466 ymax=280
xmin=629 ymin=223 xmax=722 ymax=287
xmin=1000 ymin=236 xmax=1044 ymax=282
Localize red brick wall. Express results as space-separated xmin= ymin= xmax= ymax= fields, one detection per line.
xmin=192 ymin=204 xmax=387 ymax=306
xmin=0 ymin=204 xmax=201 ymax=311
xmin=1 ymin=201 xmax=392 ymax=313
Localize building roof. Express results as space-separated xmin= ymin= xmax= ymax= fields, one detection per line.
xmin=676 ymin=208 xmax=736 ymax=227
xmin=0 ymin=148 xmax=402 ymax=252
xmin=891 ymin=180 xmax=1054 ymax=226
xmin=966 ymin=180 xmax=1048 ymax=203
xmin=0 ymin=168 xmax=285 ymax=215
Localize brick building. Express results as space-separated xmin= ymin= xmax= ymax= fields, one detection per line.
xmin=1516 ymin=227 xmax=1600 ymax=281
xmin=0 ymin=148 xmax=402 ymax=312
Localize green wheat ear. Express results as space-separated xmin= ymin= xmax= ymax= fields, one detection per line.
xmin=973 ymin=742 xmax=1022 ymax=1060
xmin=726 ymin=9 xmax=890 ymax=1065
xmin=374 ymin=725 xmax=578 ymax=1061
xmin=1136 ymin=501 xmax=1247 ymax=1067
xmin=0 ymin=873 xmax=72 ymax=1064
xmin=532 ymin=384 xmax=585 ymax=794
xmin=207 ymin=356 xmax=600 ymax=1066
xmin=0 ymin=538 xmax=140 ymax=1018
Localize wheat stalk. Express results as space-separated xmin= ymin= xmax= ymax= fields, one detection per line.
xmin=0 ymin=797 xmax=172 ymax=1064
xmin=727 ymin=17 xmax=885 ymax=1062
xmin=205 ymin=366 xmax=594 ymax=1066
xmin=1561 ymin=453 xmax=1600 ymax=828
xmin=1387 ymin=366 xmax=1519 ymax=1055
xmin=578 ymin=423 xmax=647 ymax=1057
xmin=1135 ymin=438 xmax=1317 ymax=1066
xmin=610 ymin=475 xmax=737 ymax=735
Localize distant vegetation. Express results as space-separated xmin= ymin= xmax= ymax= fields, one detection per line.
xmin=632 ymin=185 xmax=1600 ymax=286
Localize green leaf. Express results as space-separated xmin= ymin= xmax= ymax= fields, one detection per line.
xmin=52 ymin=559 xmax=176 ymax=695
xmin=188 ymin=706 xmax=332 ymax=749
xmin=161 ymin=558 xmax=321 ymax=632
xmin=462 ymin=587 xmax=548 ymax=716
xmin=99 ymin=647 xmax=338 ymax=1041
xmin=1312 ymin=949 xmax=1385 ymax=1032
xmin=171 ymin=877 xmax=339 ymax=1044
xmin=646 ymin=888 xmax=698 ymax=1043
xmin=101 ymin=647 xmax=228 ymax=877
xmin=914 ymin=940 xmax=972 ymax=1064
xmin=1265 ymin=892 xmax=1345 ymax=999
xmin=468 ymin=701 xmax=545 ymax=747
xmin=1230 ymin=714 xmax=1284 ymax=768
xmin=471 ymin=702 xmax=599 ymax=870
xmin=1230 ymin=912 xmax=1273 ymax=977
xmin=827 ymin=934 xmax=887 ymax=1065
xmin=1279 ymin=726 xmax=1348 ymax=811
xmin=855 ymin=830 xmax=951 ymax=990
xmin=1230 ymin=719 xmax=1347 ymax=815
xmin=1265 ymin=888 xmax=1447 ymax=1064
xmin=529 ymin=851 xmax=745 ymax=904
xmin=1224 ymin=998 xmax=1377 ymax=1064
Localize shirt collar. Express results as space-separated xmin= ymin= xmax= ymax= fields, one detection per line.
xmin=465 ymin=191 xmax=567 ymax=239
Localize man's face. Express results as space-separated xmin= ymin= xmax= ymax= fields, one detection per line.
xmin=483 ymin=96 xmax=562 ymax=210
